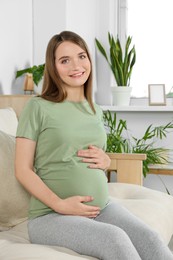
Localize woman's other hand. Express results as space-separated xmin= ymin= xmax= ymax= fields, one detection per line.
xmin=55 ymin=196 xmax=100 ymax=218
xmin=77 ymin=145 xmax=111 ymax=171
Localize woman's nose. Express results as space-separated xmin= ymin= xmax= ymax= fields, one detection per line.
xmin=71 ymin=58 xmax=80 ymax=69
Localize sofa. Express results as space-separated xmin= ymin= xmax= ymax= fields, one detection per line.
xmin=0 ymin=95 xmax=173 ymax=260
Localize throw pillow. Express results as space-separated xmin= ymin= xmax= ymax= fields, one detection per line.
xmin=0 ymin=130 xmax=30 ymax=230
xmin=0 ymin=107 xmax=18 ymax=136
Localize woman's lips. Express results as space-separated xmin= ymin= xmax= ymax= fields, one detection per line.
xmin=69 ymin=72 xmax=85 ymax=78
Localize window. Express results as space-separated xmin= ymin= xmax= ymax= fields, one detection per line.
xmin=128 ymin=0 xmax=173 ymax=97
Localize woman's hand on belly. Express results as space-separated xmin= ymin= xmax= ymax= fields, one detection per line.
xmin=55 ymin=195 xmax=100 ymax=218
xmin=77 ymin=145 xmax=111 ymax=171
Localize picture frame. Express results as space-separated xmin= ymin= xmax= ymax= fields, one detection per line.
xmin=148 ymin=84 xmax=166 ymax=106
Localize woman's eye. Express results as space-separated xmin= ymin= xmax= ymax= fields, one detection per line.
xmin=61 ymin=59 xmax=69 ymax=64
xmin=79 ymin=54 xmax=86 ymax=59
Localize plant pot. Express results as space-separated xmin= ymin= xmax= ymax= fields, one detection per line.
xmin=111 ymin=86 xmax=132 ymax=106
xmin=34 ymin=78 xmax=43 ymax=95
xmin=23 ymin=73 xmax=34 ymax=94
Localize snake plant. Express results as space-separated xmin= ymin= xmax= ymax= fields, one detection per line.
xmin=95 ymin=32 xmax=136 ymax=86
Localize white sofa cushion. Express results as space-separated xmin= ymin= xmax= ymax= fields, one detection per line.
xmin=0 ymin=240 xmax=96 ymax=260
xmin=0 ymin=107 xmax=18 ymax=136
xmin=108 ymin=183 xmax=173 ymax=244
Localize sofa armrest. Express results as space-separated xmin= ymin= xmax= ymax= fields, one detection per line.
xmin=106 ymin=153 xmax=147 ymax=185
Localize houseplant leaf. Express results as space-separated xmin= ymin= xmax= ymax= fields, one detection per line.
xmin=16 ymin=64 xmax=45 ymax=86
xmin=95 ymin=32 xmax=136 ymax=87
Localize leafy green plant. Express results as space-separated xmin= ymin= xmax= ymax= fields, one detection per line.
xmin=104 ymin=110 xmax=173 ymax=177
xmin=16 ymin=64 xmax=45 ymax=86
xmin=104 ymin=110 xmax=130 ymax=153
xmin=95 ymin=33 xmax=136 ymax=86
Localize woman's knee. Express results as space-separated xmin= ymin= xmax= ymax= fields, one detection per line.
xmin=97 ymin=225 xmax=141 ymax=260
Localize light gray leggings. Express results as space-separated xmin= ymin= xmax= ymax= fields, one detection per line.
xmin=28 ymin=202 xmax=173 ymax=260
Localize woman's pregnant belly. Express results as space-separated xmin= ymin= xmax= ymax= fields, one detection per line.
xmin=43 ymin=163 xmax=109 ymax=210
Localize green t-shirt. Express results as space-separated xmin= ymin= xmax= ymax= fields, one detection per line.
xmin=16 ymin=97 xmax=109 ymax=219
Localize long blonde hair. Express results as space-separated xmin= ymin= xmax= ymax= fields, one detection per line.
xmin=40 ymin=31 xmax=95 ymax=113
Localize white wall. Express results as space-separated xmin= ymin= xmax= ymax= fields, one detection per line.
xmin=1 ymin=0 xmax=119 ymax=103
xmin=33 ymin=0 xmax=66 ymax=65
xmin=0 ymin=0 xmax=33 ymax=94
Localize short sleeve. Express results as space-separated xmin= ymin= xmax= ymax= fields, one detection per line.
xmin=16 ymin=98 xmax=41 ymax=141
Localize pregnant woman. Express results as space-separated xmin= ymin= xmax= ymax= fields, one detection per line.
xmin=15 ymin=31 xmax=173 ymax=260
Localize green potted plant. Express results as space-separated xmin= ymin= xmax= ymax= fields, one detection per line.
xmin=16 ymin=64 xmax=45 ymax=93
xmin=95 ymin=33 xmax=136 ymax=106
xmin=104 ymin=110 xmax=173 ymax=178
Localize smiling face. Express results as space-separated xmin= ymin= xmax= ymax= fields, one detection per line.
xmin=55 ymin=41 xmax=91 ymax=91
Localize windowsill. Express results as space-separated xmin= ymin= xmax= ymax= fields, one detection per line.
xmin=149 ymin=163 xmax=173 ymax=170
xmin=101 ymin=97 xmax=173 ymax=112
xmin=101 ymin=105 xmax=173 ymax=112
